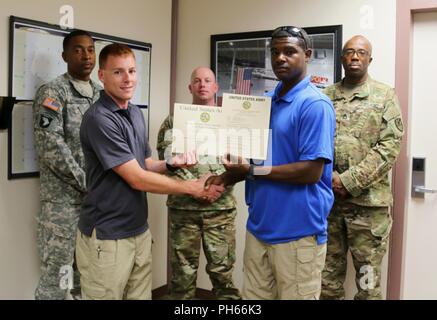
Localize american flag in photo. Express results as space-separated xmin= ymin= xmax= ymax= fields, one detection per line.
xmin=235 ymin=67 xmax=253 ymax=95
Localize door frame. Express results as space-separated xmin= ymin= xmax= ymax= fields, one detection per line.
xmin=389 ymin=0 xmax=437 ymax=300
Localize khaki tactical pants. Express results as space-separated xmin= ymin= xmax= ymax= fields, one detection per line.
xmin=76 ymin=228 xmax=152 ymax=300
xmin=243 ymin=231 xmax=326 ymax=300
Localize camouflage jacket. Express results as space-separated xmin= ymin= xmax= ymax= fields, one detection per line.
xmin=33 ymin=73 xmax=101 ymax=204
xmin=157 ymin=115 xmax=236 ymax=211
xmin=324 ymin=77 xmax=404 ymax=207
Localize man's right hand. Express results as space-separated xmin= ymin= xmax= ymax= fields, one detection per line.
xmin=188 ymin=174 xmax=225 ymax=203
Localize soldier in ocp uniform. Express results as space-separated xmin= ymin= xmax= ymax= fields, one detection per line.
xmin=33 ymin=30 xmax=101 ymax=300
xmin=157 ymin=67 xmax=241 ymax=300
xmin=321 ymin=36 xmax=404 ymax=300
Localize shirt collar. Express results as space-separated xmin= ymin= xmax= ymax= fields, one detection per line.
xmin=99 ymin=90 xmax=134 ymax=113
xmin=64 ymin=73 xmax=100 ymax=98
xmin=271 ymin=76 xmax=311 ymax=103
xmin=336 ymin=76 xmax=372 ymax=101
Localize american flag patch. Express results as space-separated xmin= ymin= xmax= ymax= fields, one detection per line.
xmin=42 ymin=97 xmax=61 ymax=111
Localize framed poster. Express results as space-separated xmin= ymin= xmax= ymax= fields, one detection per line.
xmin=7 ymin=16 xmax=152 ymax=179
xmin=211 ymin=25 xmax=342 ymax=104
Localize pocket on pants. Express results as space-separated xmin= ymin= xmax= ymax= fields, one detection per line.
xmin=370 ymin=208 xmax=393 ymax=239
xmin=37 ymin=219 xmax=75 ymax=263
xmin=296 ymin=246 xmax=318 ymax=296
xmin=49 ymin=222 xmax=75 ymax=239
xmin=91 ymin=233 xmax=117 ymax=268
xmin=296 ymin=247 xmax=315 ymax=280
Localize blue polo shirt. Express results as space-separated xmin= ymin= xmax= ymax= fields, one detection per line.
xmin=245 ymin=76 xmax=335 ymax=245
xmin=79 ymin=91 xmax=151 ymax=240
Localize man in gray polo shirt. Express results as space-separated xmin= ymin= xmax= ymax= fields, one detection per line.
xmin=76 ymin=43 xmax=224 ymax=300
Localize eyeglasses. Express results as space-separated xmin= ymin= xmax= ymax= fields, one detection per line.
xmin=342 ymin=48 xmax=369 ymax=58
xmin=271 ymin=26 xmax=308 ymax=49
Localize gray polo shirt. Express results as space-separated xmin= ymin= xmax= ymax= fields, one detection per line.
xmin=79 ymin=90 xmax=152 ymax=240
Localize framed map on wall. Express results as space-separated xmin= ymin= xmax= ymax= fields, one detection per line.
xmin=8 ymin=16 xmax=152 ymax=179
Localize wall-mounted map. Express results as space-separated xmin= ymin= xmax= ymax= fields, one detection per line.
xmin=8 ymin=16 xmax=152 ymax=179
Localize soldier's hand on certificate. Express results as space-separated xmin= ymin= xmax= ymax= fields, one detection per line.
xmin=192 ymin=173 xmax=225 ymax=203
xmin=169 ymin=150 xmax=198 ymax=169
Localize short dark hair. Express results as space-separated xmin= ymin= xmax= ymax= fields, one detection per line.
xmin=63 ymin=30 xmax=93 ymax=51
xmin=271 ymin=26 xmax=312 ymax=50
xmin=99 ymin=43 xmax=135 ymax=69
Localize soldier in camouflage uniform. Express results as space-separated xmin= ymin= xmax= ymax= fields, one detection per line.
xmin=157 ymin=67 xmax=241 ymax=300
xmin=33 ymin=30 xmax=101 ymax=300
xmin=321 ymin=36 xmax=404 ymax=300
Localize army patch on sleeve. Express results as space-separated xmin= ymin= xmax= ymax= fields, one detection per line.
xmin=39 ymin=114 xmax=54 ymax=128
xmin=42 ymin=97 xmax=61 ymax=112
xmin=395 ymin=118 xmax=403 ymax=132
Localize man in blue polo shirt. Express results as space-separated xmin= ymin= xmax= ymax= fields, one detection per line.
xmin=206 ymin=26 xmax=335 ymax=299
xmin=76 ymin=43 xmax=224 ymax=300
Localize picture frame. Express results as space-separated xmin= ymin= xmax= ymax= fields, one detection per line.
xmin=211 ymin=25 xmax=342 ymax=104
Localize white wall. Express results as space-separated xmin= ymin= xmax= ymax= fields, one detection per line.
xmin=0 ymin=0 xmax=172 ymax=299
xmin=176 ymin=0 xmax=397 ymax=299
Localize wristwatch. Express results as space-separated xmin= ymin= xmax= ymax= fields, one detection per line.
xmin=166 ymin=162 xmax=178 ymax=172
xmin=246 ymin=164 xmax=256 ymax=181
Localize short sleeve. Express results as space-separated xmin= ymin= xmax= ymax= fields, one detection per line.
xmin=33 ymin=84 xmax=65 ymax=133
xmin=145 ymin=140 xmax=152 ymax=159
xmin=298 ymin=99 xmax=335 ymax=164
xmin=84 ymin=113 xmax=135 ymax=171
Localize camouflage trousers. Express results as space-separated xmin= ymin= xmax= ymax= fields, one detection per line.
xmin=321 ymin=202 xmax=392 ymax=300
xmin=35 ymin=202 xmax=81 ymax=300
xmin=169 ymin=208 xmax=241 ymax=300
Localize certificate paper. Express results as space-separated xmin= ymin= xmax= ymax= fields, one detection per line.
xmin=172 ymin=93 xmax=271 ymax=160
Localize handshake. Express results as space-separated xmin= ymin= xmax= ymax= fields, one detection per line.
xmin=188 ymin=173 xmax=226 ymax=204
xmin=170 ymin=152 xmax=250 ymax=204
